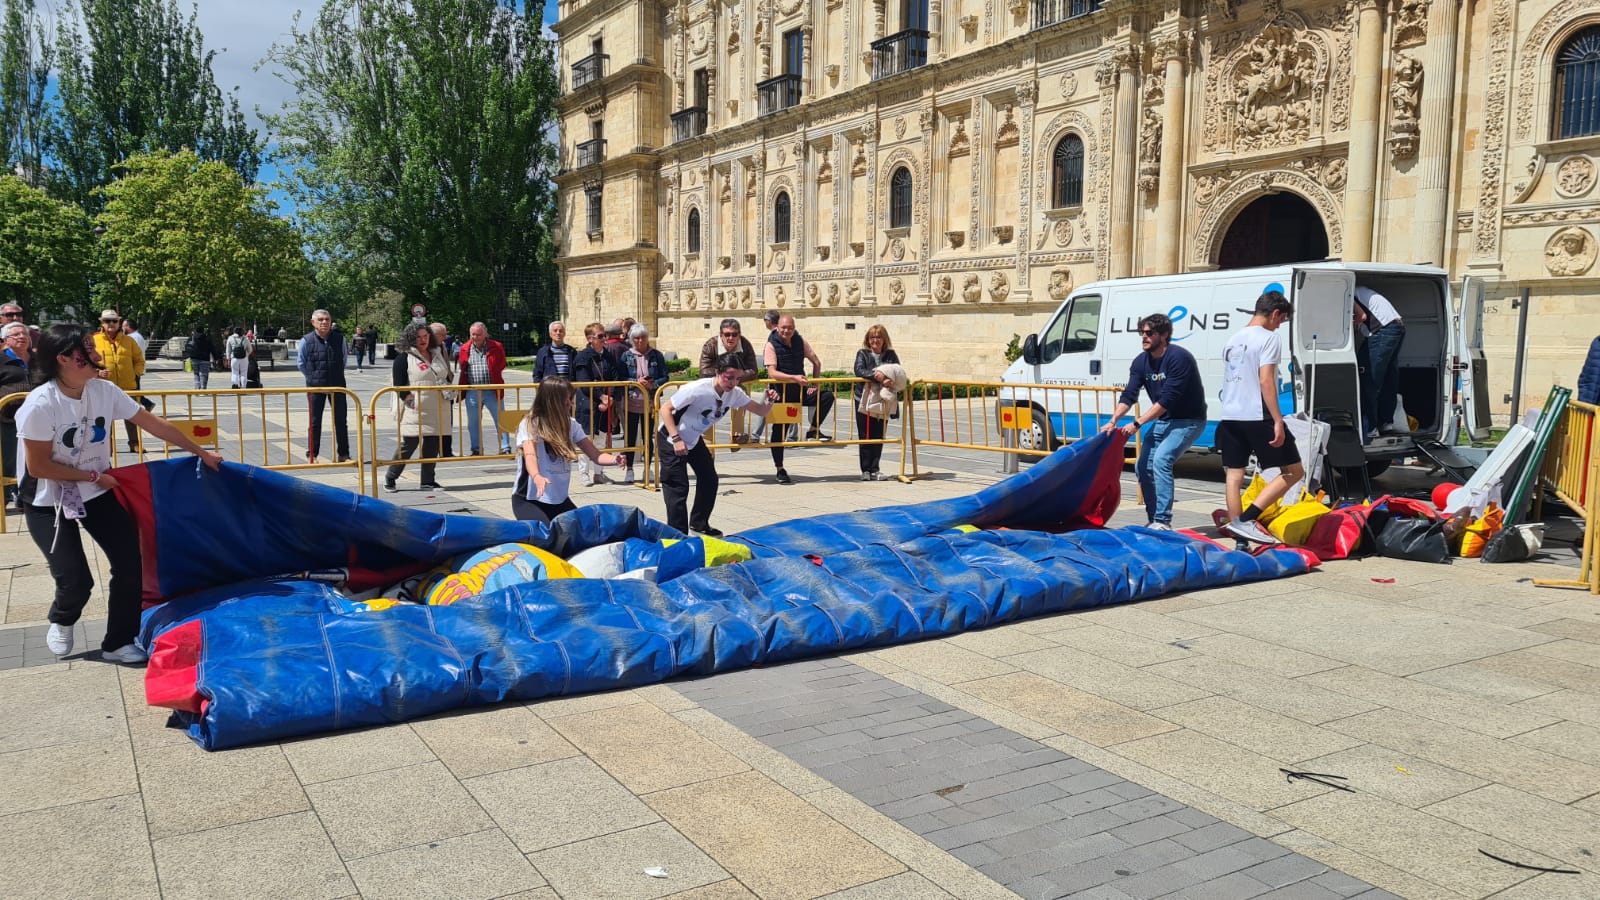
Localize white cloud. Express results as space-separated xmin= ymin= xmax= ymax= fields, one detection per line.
xmin=190 ymin=1 xmax=312 ymax=139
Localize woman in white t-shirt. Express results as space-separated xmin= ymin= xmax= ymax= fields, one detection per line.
xmin=17 ymin=324 xmax=223 ymax=663
xmin=512 ymin=377 xmax=625 ymax=525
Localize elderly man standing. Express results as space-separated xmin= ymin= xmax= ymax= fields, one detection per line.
xmin=92 ymin=310 xmax=146 ymax=453
xmin=532 ymin=321 xmax=577 ymax=381
xmin=2 ymin=321 xmax=32 ymax=507
xmin=456 ymin=321 xmax=511 ymax=455
xmin=297 ymin=309 xmax=350 ymax=463
xmin=1 ymin=302 xmax=41 ymax=354
xmin=764 ymin=313 xmax=834 ymax=485
xmin=699 ymin=317 xmax=760 ymax=445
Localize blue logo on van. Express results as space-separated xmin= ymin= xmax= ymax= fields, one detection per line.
xmin=1168 ymin=305 xmax=1191 ymax=340
xmin=1264 ymin=281 xmax=1286 ymax=296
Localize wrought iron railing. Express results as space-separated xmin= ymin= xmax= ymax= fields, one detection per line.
xmin=671 ymin=106 xmax=708 ymax=142
xmin=571 ymin=52 xmax=608 ymax=89
xmin=757 ymin=74 xmax=803 ymax=116
xmin=1031 ymin=0 xmax=1101 ymax=31
xmin=871 ymin=30 xmax=929 ymax=81
xmin=576 ymin=138 xmax=606 ymax=168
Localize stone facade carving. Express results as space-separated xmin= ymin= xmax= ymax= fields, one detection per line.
xmin=1047 ymin=267 xmax=1073 ymax=301
xmin=989 ymin=271 xmax=1010 ymax=302
xmin=1515 ymin=0 xmax=1592 ymax=141
xmin=1204 ymin=13 xmax=1336 ymax=155
xmin=1393 ymin=0 xmax=1429 ymax=48
xmin=1389 ymin=53 xmax=1423 ymax=161
xmin=948 ymin=116 xmax=970 ymax=158
xmin=1546 ymin=228 xmax=1598 ymax=276
xmin=1556 ymin=157 xmax=1597 ymax=199
xmin=659 ymin=290 xmax=672 ymax=310
xmin=933 ymin=275 xmax=954 ymax=303
xmin=773 ymin=285 xmax=786 ymax=307
xmin=1191 ymin=165 xmax=1346 ymax=263
xmin=741 ymin=287 xmax=754 ymax=308
xmin=806 ymin=282 xmax=821 ymax=306
xmin=1474 ymin=0 xmax=1514 ymax=257
xmin=1060 ymin=72 xmax=1077 ymax=99
xmin=961 ymin=273 xmax=982 ymax=302
xmin=686 ymin=290 xmax=699 ymax=309
xmin=1053 ymin=219 xmax=1073 ymax=247
xmin=845 ymin=282 xmax=861 ymax=306
xmin=1138 ymin=76 xmax=1164 ymax=194
xmin=888 ymin=278 xmax=906 ymax=305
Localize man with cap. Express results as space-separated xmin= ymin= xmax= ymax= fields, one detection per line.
xmin=91 ymin=310 xmax=146 ymax=453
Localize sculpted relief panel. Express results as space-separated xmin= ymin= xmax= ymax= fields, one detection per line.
xmin=1203 ymin=9 xmax=1349 ymax=157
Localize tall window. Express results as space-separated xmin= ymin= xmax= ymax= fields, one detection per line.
xmin=889 ymin=166 xmax=912 ymax=229
xmin=585 ymin=185 xmax=602 ymax=234
xmin=901 ymin=0 xmax=929 ymax=31
xmin=1052 ymin=135 xmax=1085 ymax=208
xmin=687 ymin=209 xmax=701 ymax=253
xmin=1554 ymin=26 xmax=1600 ymax=139
xmin=693 ymin=68 xmax=710 ymax=109
xmin=774 ymin=191 xmax=792 ymax=243
xmin=784 ymin=29 xmax=803 ymax=76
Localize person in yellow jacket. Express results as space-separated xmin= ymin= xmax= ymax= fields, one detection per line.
xmin=91 ymin=310 xmax=146 ymax=453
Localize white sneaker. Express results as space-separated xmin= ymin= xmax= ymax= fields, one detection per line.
xmin=1147 ymin=521 xmax=1173 ymax=532
xmin=623 ymin=468 xmax=636 ymax=484
xmin=102 ymin=644 xmax=148 ymax=665
xmin=46 ymin=623 xmax=73 ymax=656
xmin=1222 ymin=519 xmax=1280 ymax=545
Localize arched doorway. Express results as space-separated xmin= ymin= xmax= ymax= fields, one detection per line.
xmin=1216 ymin=192 xmax=1330 ymax=269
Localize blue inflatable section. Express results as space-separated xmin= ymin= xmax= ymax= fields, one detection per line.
xmin=133 ymin=434 xmax=1310 ymax=750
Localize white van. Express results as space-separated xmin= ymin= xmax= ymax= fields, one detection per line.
xmin=1001 ymin=263 xmax=1490 ymax=466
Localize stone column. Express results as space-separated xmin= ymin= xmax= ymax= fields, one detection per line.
xmin=1109 ymin=47 xmax=1140 ymax=279
xmin=1154 ymin=35 xmax=1187 ymax=274
xmin=930 ymin=0 xmax=943 ymax=60
xmin=1412 ymin=0 xmax=1462 ymax=267
xmin=1343 ymin=0 xmax=1385 ymax=262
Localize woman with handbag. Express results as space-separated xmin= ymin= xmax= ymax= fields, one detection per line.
xmin=852 ymin=325 xmax=903 ymax=481
xmin=384 ymin=322 xmax=454 ymax=492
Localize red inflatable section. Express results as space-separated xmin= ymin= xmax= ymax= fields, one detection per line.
xmin=146 ymin=619 xmax=205 ymax=713
xmin=108 ymin=463 xmax=163 ymax=607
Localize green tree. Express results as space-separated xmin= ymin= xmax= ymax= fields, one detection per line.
xmin=94 ymin=149 xmax=311 ymax=335
xmin=266 ymin=0 xmax=560 ymax=332
xmin=47 ymin=0 xmax=260 ymax=212
xmin=0 ymin=0 xmax=51 ymax=181
xmin=0 ymin=174 xmax=92 ymax=317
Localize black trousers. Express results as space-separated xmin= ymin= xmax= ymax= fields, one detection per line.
xmin=624 ymin=410 xmax=646 ymax=468
xmin=511 ymin=493 xmax=576 ymax=526
xmin=857 ymin=411 xmax=888 ymax=474
xmin=307 ymin=391 xmax=350 ymax=460
xmin=656 ymin=430 xmax=717 ymax=534
xmin=769 ymin=385 xmax=835 ymax=469
xmin=386 ymin=435 xmax=440 ymax=485
xmin=24 ymin=491 xmax=144 ymax=651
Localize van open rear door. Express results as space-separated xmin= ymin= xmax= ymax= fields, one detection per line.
xmin=1289 ymin=268 xmax=1357 ymax=420
xmin=1455 ymin=276 xmax=1491 ymax=442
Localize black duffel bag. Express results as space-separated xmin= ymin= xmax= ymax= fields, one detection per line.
xmin=1375 ymin=516 xmax=1451 ymax=564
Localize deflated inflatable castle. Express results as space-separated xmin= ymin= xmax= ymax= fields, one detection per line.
xmin=120 ymin=433 xmax=1312 ymax=750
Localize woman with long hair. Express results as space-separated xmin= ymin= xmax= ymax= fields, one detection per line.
xmin=512 ymin=377 xmax=624 ymax=525
xmin=385 ymin=321 xmax=454 ymax=492
xmin=853 ymin=324 xmax=903 ymax=480
xmin=17 ymin=324 xmax=223 ymax=662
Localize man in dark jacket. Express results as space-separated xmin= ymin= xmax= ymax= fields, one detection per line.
xmin=297 ymin=309 xmax=350 ymax=463
xmin=186 ymin=324 xmax=220 ymax=389
xmin=1 ymin=321 xmax=32 ymax=506
xmin=531 ymin=321 xmax=577 ymax=381
xmin=1579 ymin=336 xmax=1600 ymax=405
xmin=1099 ymin=312 xmax=1208 ymax=530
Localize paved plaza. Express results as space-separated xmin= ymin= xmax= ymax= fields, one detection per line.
xmin=1 ymin=362 xmax=1598 ymax=899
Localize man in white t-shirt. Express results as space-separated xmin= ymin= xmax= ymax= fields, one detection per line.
xmin=656 ymin=352 xmax=780 ymax=537
xmin=1354 ymin=285 xmax=1406 ymax=437
xmin=1217 ymin=290 xmax=1304 ymax=546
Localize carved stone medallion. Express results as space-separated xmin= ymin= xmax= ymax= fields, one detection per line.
xmin=888 ymin=278 xmax=906 ymax=306
xmin=827 ymin=283 xmax=841 ymax=306
xmin=1556 ymin=157 xmax=1597 ymax=199
xmin=1060 ymin=72 xmax=1077 ymax=99
xmin=933 ymin=275 xmax=953 ymax=303
xmin=961 ymin=274 xmax=982 ymax=303
xmin=845 ymin=282 xmax=861 ymax=306
xmin=1053 ymin=219 xmax=1073 ymax=247
xmin=1048 ymin=267 xmax=1073 ymax=301
xmin=1545 ymin=227 xmax=1598 ymax=276
xmin=989 ymin=272 xmax=1011 ymax=302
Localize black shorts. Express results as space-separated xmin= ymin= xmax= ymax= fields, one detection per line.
xmin=1218 ymin=418 xmax=1300 ymax=471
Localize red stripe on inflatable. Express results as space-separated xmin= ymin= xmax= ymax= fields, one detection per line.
xmin=109 ymin=463 xmax=163 ymax=606
xmin=1069 ymin=436 xmax=1128 ymax=528
xmin=146 ymin=619 xmax=205 ymax=713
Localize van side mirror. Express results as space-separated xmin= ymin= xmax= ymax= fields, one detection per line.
xmin=1021 ymin=334 xmax=1040 ymax=365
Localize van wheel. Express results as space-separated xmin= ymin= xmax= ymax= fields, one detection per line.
xmin=1366 ymin=459 xmax=1391 ymax=479
xmin=1018 ymin=406 xmax=1058 ymax=453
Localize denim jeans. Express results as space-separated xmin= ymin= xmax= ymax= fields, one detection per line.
xmin=191 ymin=360 xmax=211 ymax=390
xmin=462 ymin=389 xmax=510 ymax=454
xmin=1363 ymin=321 xmax=1406 ymax=432
xmin=1137 ymin=418 xmax=1206 ymax=525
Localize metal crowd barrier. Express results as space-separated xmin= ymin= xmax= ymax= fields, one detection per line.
xmin=0 ymin=391 xmax=20 ymax=534
xmin=647 ymin=376 xmax=886 ymax=486
xmin=366 ymin=380 xmax=652 ymax=496
xmin=1535 ymin=397 xmax=1600 ymax=594
xmin=1 ymin=386 xmax=368 ymax=532
xmin=899 ymin=381 xmax=1138 ymax=481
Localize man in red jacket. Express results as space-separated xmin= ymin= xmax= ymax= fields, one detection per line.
xmin=457 ymin=321 xmax=511 ymax=455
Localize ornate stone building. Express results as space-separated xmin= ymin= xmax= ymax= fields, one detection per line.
xmin=553 ymin=0 xmax=1600 ymax=416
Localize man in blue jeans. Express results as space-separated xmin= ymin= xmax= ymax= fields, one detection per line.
xmin=455 ymin=322 xmax=513 ymax=455
xmin=1101 ymin=312 xmax=1208 ymax=530
xmin=1355 ymin=286 xmax=1406 ymax=438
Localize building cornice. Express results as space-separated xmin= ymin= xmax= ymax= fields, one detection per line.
xmin=556 ymin=62 xmax=666 ymax=114
xmin=555 ymin=150 xmax=662 ymax=187
xmin=550 ymin=0 xmax=639 ymax=38
xmin=556 ymin=244 xmax=662 ymax=270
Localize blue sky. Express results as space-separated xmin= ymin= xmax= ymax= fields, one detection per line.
xmin=188 ymin=1 xmax=560 ymax=213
